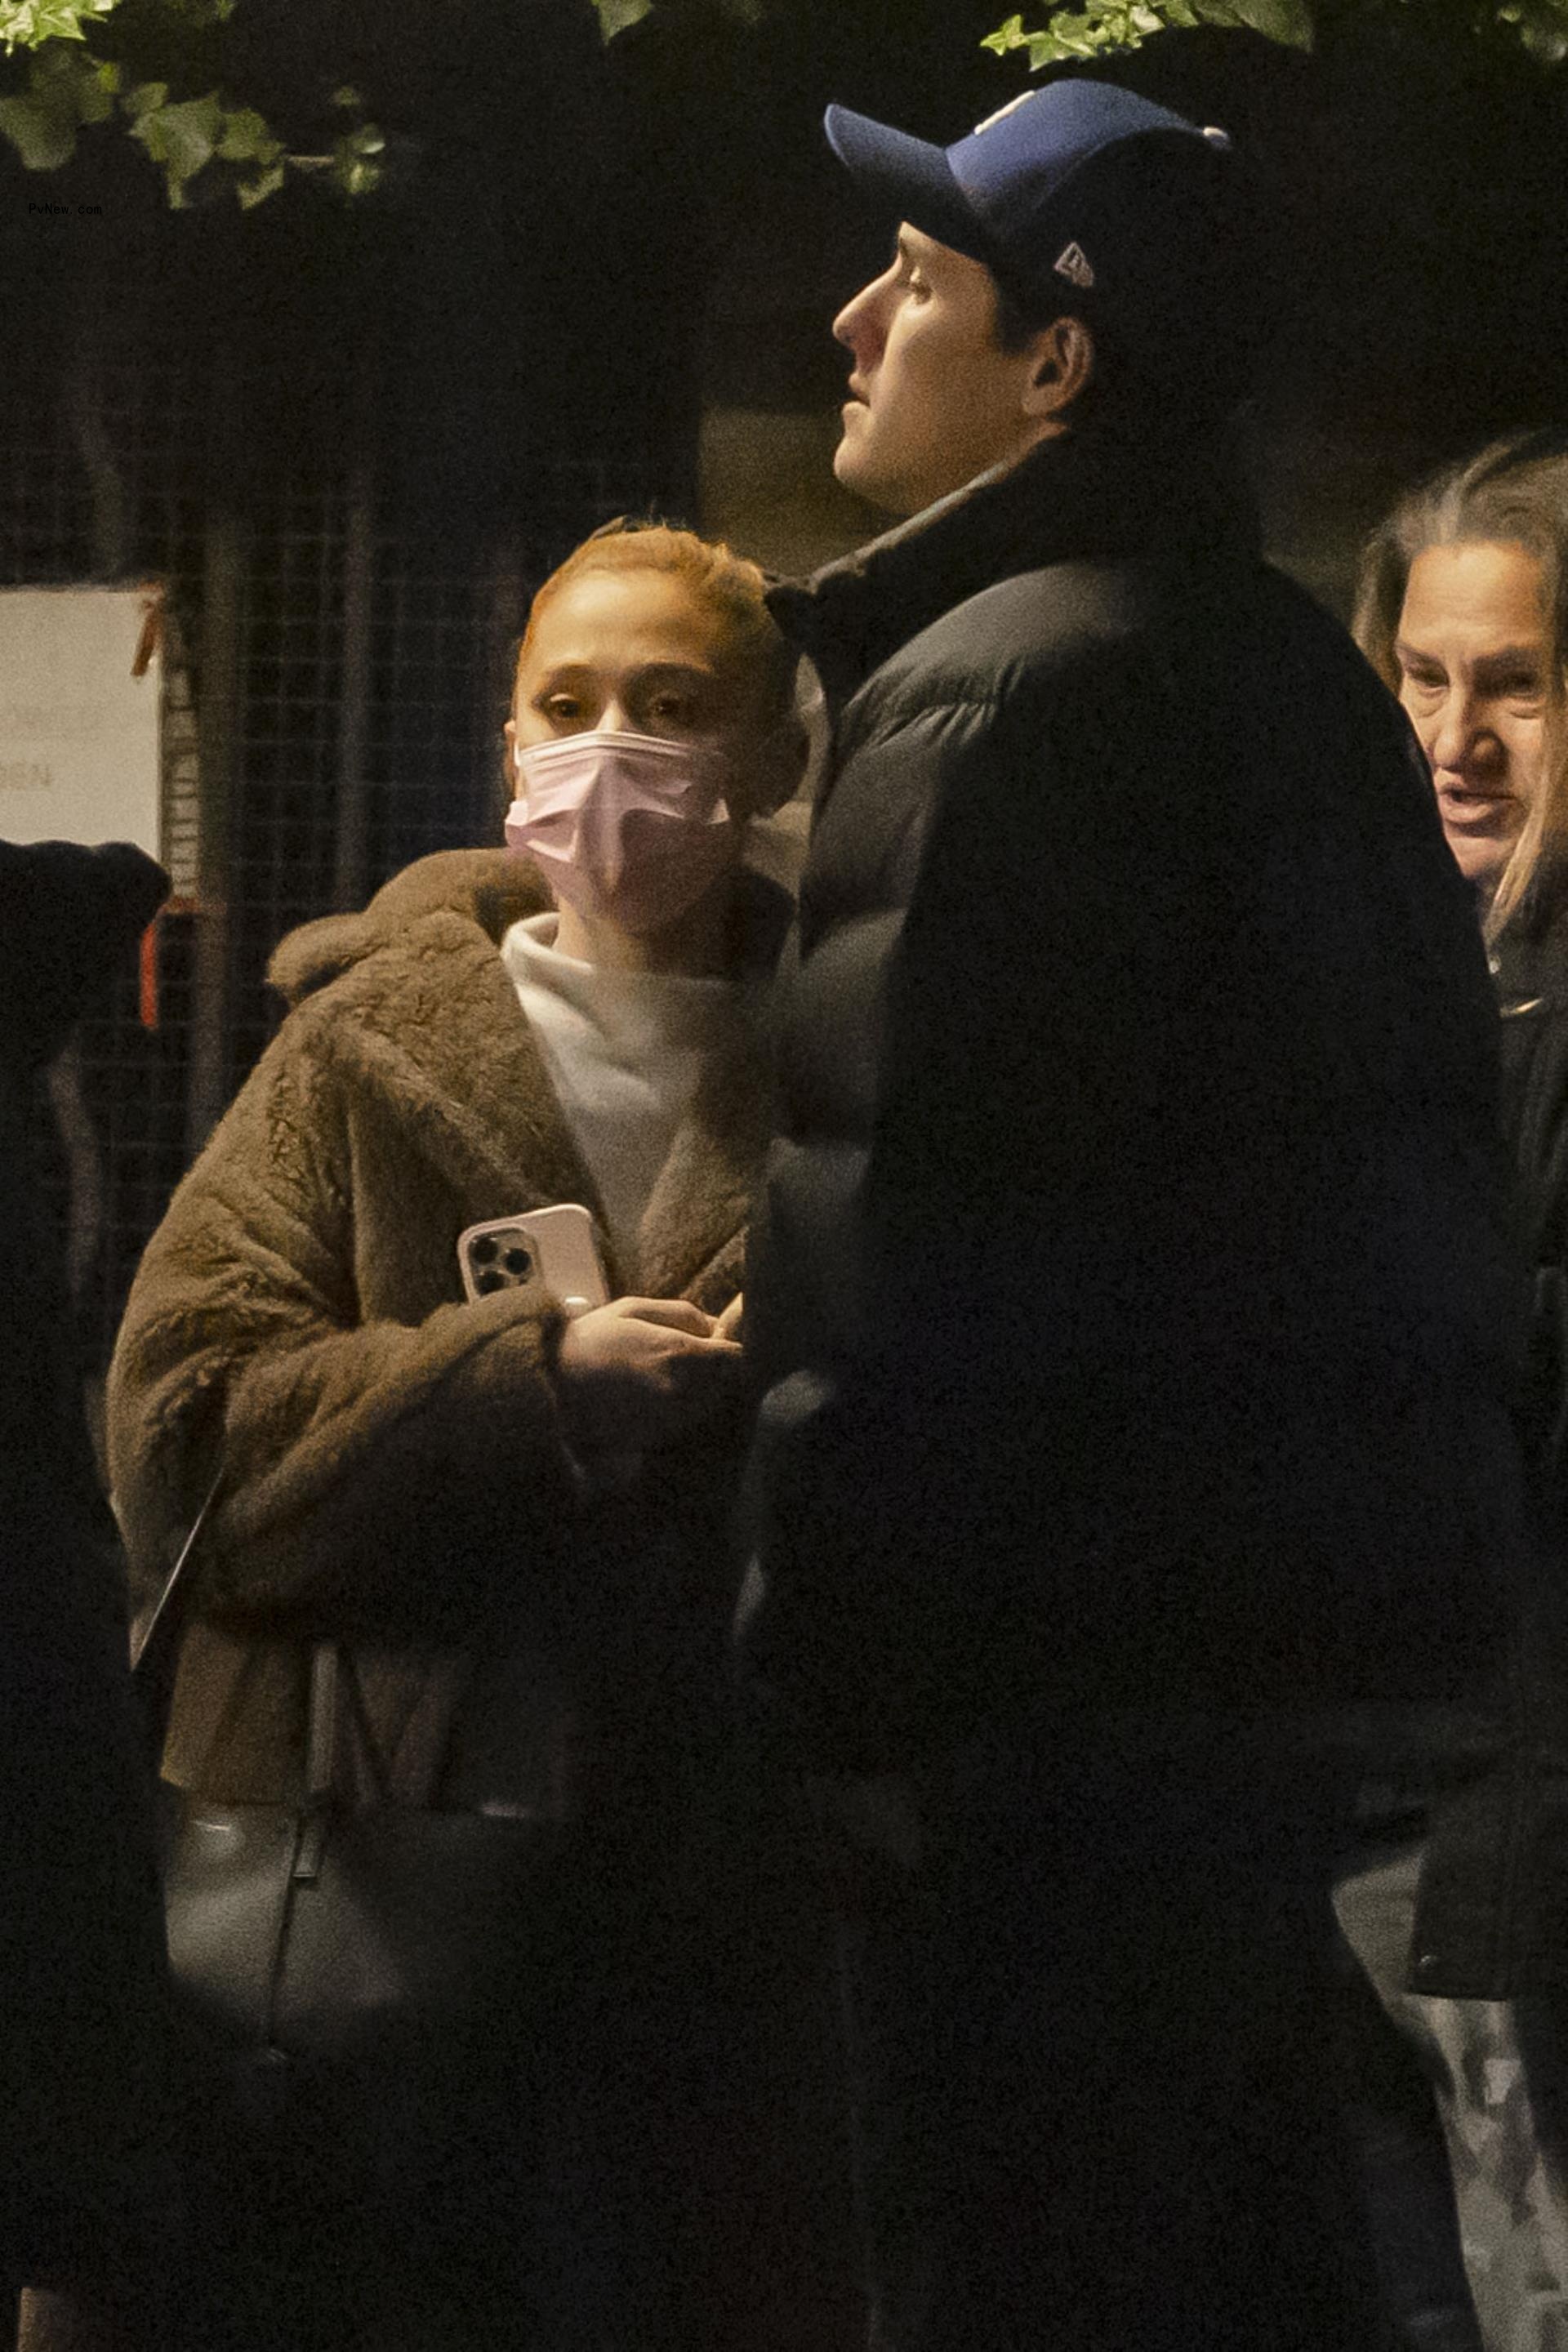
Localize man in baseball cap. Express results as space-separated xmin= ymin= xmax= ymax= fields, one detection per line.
xmin=738 ymin=72 xmax=1529 ymax=2352
xmin=824 ymin=78 xmax=1257 ymax=506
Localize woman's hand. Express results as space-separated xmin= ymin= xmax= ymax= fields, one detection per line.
xmin=553 ymin=1296 xmax=744 ymax=1453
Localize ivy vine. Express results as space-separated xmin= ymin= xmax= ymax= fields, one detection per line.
xmin=8 ymin=0 xmax=1568 ymax=212
xmin=983 ymin=0 xmax=1568 ymax=65
xmin=0 ymin=0 xmax=383 ymax=206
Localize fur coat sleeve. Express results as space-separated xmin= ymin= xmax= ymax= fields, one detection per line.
xmin=108 ymin=911 xmax=580 ymax=1646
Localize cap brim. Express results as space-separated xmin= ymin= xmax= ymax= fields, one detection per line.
xmin=824 ymin=105 xmax=994 ymax=270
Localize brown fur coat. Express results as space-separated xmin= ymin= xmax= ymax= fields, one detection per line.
xmin=108 ymin=849 xmax=786 ymax=1808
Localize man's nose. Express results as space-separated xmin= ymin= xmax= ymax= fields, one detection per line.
xmin=833 ymin=270 xmax=890 ymax=360
xmin=599 ymin=696 xmax=633 ymax=733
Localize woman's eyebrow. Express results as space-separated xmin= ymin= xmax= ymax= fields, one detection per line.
xmin=1394 ymin=639 xmax=1545 ymax=677
xmin=1471 ymin=646 xmax=1546 ymax=679
xmin=528 ymin=657 xmax=720 ymax=691
xmin=626 ymin=660 xmax=720 ymax=684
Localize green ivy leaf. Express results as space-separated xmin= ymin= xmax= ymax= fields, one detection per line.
xmin=215 ymin=103 xmax=278 ymax=161
xmin=589 ymin=0 xmax=653 ymax=42
xmin=0 ymin=37 xmax=108 ymax=167
xmin=236 ymin=157 xmax=284 ymax=207
xmin=985 ymin=0 xmax=1314 ymax=59
xmin=331 ymin=127 xmax=383 ymax=196
xmin=120 ymin=77 xmax=167 ymax=117
xmin=980 ymin=11 xmax=1027 ymax=52
xmin=1218 ymin=0 xmax=1313 ymax=44
xmin=1517 ymin=0 xmax=1568 ymax=53
xmin=0 ymin=0 xmax=119 ymax=53
xmin=75 ymin=51 xmax=116 ymax=117
xmin=127 ymin=87 xmax=221 ymax=201
xmin=0 ymin=87 xmax=75 ymax=163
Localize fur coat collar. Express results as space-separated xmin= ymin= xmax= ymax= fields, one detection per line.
xmin=265 ymin=846 xmax=789 ymax=1301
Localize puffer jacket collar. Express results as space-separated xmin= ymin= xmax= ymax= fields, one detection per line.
xmin=767 ymin=421 xmax=1260 ymax=711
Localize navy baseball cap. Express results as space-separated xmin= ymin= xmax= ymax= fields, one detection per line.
xmin=825 ymin=79 xmax=1257 ymax=387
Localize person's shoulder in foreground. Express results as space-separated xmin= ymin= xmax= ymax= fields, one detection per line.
xmin=0 ymin=838 xmax=175 ymax=2305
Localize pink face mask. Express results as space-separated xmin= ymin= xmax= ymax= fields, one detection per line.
xmin=505 ymin=729 xmax=738 ymax=936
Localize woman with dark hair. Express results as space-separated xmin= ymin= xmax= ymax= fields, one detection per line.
xmin=1344 ymin=435 xmax=1568 ymax=2350
xmin=102 ymin=525 xmax=853 ymax=2352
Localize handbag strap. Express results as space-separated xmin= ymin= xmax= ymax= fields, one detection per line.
xmin=129 ymin=1468 xmax=225 ymax=1677
xmin=130 ymin=1468 xmax=225 ymax=1767
xmin=130 ymin=1469 xmax=341 ymax=1802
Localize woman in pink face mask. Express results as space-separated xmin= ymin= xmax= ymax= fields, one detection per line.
xmin=504 ymin=528 xmax=803 ymax=970
xmin=498 ymin=527 xmax=805 ymax=1436
xmin=98 ymin=527 xmax=856 ymax=2352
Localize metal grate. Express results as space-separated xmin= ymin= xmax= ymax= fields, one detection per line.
xmin=1 ymin=241 xmax=207 ymax=1372
xmin=1 ymin=207 xmax=675 ymax=1372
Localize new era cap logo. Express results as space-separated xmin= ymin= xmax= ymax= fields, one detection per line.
xmin=1054 ymin=242 xmax=1094 ymax=289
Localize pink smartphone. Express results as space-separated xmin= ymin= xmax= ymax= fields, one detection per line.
xmin=457 ymin=1205 xmax=609 ymax=1316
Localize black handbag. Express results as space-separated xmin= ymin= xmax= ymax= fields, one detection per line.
xmin=132 ymin=1485 xmax=564 ymax=2194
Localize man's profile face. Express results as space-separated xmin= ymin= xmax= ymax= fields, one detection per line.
xmin=831 ymin=224 xmax=1059 ymax=516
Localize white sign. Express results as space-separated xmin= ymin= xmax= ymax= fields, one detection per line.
xmin=0 ymin=587 xmax=161 ymax=856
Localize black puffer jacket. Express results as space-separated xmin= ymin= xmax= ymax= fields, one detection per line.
xmin=741 ymin=429 xmax=1534 ymax=1772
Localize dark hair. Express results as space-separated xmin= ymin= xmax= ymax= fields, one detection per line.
xmin=989 ymin=274 xmax=1107 ymax=430
xmin=987 ymin=137 xmax=1269 ymax=441
xmin=991 ymin=273 xmax=1076 ymax=354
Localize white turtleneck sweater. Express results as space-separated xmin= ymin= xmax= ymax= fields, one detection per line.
xmin=499 ymin=913 xmax=746 ymax=1283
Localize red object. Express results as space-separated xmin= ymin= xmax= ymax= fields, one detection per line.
xmin=139 ymin=919 xmax=158 ymax=1031
xmin=131 ymin=586 xmax=163 ymax=679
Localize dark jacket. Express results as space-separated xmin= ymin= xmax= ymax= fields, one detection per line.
xmin=0 ymin=840 xmax=172 ymax=2287
xmin=741 ymin=429 xmax=1535 ymax=1773
xmin=1406 ymin=878 xmax=1568 ymax=1995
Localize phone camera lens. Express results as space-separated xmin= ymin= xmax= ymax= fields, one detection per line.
xmin=475 ymin=1270 xmax=505 ymax=1295
xmin=502 ymin=1247 xmax=532 ymax=1276
xmin=470 ymin=1236 xmax=499 ymax=1265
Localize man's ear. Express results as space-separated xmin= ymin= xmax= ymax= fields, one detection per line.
xmin=1020 ymin=316 xmax=1095 ymax=425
